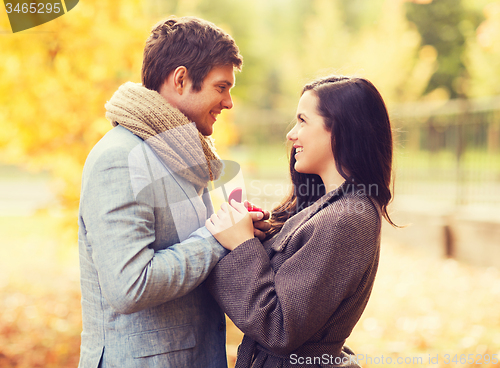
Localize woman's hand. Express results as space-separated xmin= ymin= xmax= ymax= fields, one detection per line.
xmin=206 ymin=199 xmax=261 ymax=251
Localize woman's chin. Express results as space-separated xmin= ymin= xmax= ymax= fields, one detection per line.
xmin=294 ymin=164 xmax=311 ymax=175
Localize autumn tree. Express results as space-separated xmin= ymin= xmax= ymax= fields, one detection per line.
xmin=465 ymin=1 xmax=500 ymax=97
xmin=405 ymin=0 xmax=484 ymax=98
xmin=0 ymin=0 xmax=151 ymax=239
xmin=1 ymin=0 xmax=497 ymax=240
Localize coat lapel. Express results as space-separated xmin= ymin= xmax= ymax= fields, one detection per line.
xmin=141 ymin=141 xmax=207 ymax=235
xmin=271 ymin=182 xmax=347 ymax=252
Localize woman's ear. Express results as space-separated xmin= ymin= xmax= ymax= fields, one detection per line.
xmin=172 ymin=66 xmax=188 ymax=95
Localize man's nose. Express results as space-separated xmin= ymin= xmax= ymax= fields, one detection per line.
xmin=222 ymin=94 xmax=233 ymax=110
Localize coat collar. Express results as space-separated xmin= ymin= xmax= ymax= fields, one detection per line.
xmin=270 ymin=180 xmax=350 ymax=252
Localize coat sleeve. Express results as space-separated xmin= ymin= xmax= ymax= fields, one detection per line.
xmin=206 ymin=205 xmax=380 ymax=355
xmin=80 ymin=145 xmax=227 ymax=315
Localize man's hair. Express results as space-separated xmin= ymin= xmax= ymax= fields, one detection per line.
xmin=142 ymin=16 xmax=243 ymax=92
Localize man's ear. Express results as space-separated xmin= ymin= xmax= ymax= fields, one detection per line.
xmin=172 ymin=66 xmax=188 ymax=95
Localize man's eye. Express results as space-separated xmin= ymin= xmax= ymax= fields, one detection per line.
xmin=218 ymin=86 xmax=226 ymax=92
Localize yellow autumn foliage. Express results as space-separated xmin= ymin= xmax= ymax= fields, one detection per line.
xmin=466 ymin=1 xmax=500 ymax=97
xmin=0 ymin=1 xmax=240 ymax=242
xmin=0 ymin=0 xmax=497 ymax=243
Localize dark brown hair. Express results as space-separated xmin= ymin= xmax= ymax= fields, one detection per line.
xmin=267 ymin=76 xmax=396 ymax=239
xmin=141 ymin=16 xmax=243 ymax=92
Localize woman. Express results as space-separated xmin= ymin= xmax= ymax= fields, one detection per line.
xmin=205 ymin=76 xmax=395 ymax=368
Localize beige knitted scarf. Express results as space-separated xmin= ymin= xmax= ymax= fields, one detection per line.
xmin=105 ymin=82 xmax=223 ymax=194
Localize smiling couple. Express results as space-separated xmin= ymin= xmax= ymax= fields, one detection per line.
xmin=78 ymin=16 xmax=395 ymax=368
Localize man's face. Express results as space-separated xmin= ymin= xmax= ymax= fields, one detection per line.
xmin=177 ymin=65 xmax=235 ymax=136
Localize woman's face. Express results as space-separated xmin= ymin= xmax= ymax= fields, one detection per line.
xmin=286 ymin=90 xmax=335 ymax=178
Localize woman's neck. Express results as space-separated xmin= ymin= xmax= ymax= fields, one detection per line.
xmin=320 ymin=167 xmax=347 ymax=193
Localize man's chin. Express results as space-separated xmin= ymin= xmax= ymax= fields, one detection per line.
xmin=199 ymin=129 xmax=213 ymax=137
xmin=196 ymin=123 xmax=213 ymax=136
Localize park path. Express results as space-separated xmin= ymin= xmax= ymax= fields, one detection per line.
xmin=0 ymin=177 xmax=56 ymax=216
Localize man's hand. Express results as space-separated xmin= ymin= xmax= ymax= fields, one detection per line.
xmin=245 ymin=200 xmax=271 ymax=241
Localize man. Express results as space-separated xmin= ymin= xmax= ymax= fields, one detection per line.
xmin=78 ymin=16 xmax=252 ymax=367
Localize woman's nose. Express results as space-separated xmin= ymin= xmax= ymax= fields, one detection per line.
xmin=286 ymin=125 xmax=297 ymax=141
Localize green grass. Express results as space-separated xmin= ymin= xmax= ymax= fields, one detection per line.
xmin=395 ymin=149 xmax=500 ymax=172
xmin=227 ymin=144 xmax=290 ymax=180
xmin=0 ymin=164 xmax=51 ymax=182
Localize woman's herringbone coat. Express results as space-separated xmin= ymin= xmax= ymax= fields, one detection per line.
xmin=207 ymin=183 xmax=381 ymax=368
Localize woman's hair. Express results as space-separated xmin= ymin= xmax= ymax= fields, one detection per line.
xmin=267 ymin=75 xmax=396 ymax=239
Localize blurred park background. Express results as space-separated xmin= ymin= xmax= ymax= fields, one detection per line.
xmin=1 ymin=0 xmax=500 ymax=366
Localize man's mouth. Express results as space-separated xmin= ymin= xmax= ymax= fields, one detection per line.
xmin=210 ymin=111 xmax=219 ymax=121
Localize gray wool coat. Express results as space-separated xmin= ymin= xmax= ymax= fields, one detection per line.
xmin=78 ymin=126 xmax=228 ymax=368
xmin=207 ymin=183 xmax=381 ymax=368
